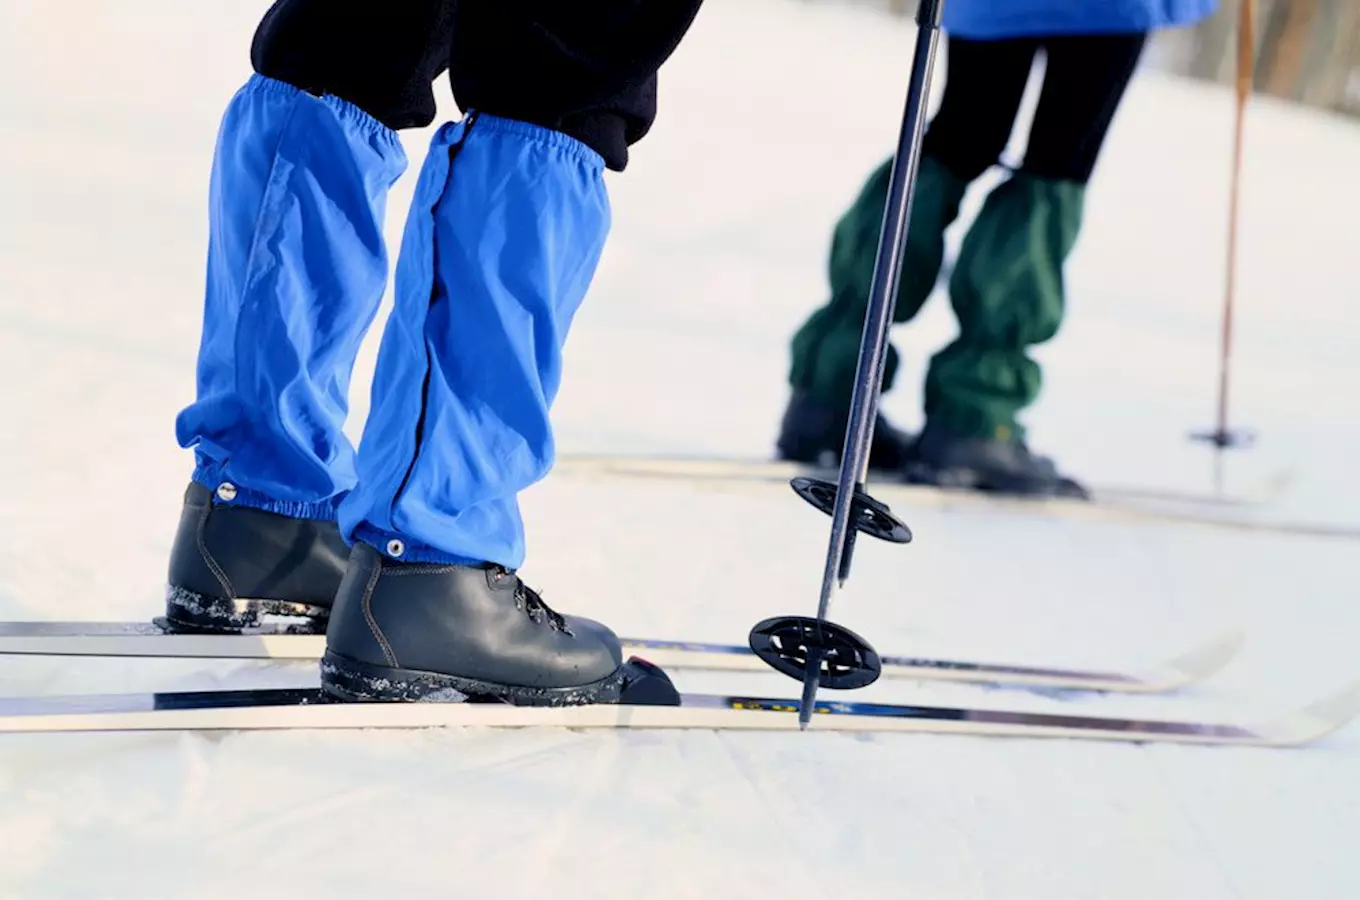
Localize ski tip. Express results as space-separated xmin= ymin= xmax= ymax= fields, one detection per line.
xmin=1149 ymin=629 xmax=1246 ymax=688
xmin=1261 ymin=680 xmax=1360 ymax=747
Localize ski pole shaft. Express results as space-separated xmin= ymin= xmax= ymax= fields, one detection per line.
xmin=1214 ymin=0 xmax=1253 ymax=449
xmin=847 ymin=0 xmax=946 ymax=490
xmin=814 ymin=0 xmax=944 ymax=616
xmin=798 ymin=0 xmax=946 ymax=730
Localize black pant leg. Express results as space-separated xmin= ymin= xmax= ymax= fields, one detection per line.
xmin=250 ymin=0 xmax=454 ymax=131
xmin=922 ymin=36 xmax=1041 ymax=183
xmin=1021 ymin=33 xmax=1148 ymax=183
xmin=446 ymin=2 xmax=706 ymax=171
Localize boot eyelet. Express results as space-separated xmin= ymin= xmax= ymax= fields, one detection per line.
xmin=386 ymin=540 xmax=405 ymax=558
xmin=215 ymin=482 xmax=238 ymax=502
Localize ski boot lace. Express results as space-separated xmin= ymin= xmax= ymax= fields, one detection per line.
xmin=494 ymin=567 xmax=569 ymax=633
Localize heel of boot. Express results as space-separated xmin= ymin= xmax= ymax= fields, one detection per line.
xmin=163 ymin=584 xmax=329 ymax=635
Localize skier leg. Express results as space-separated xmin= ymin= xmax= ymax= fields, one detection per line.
xmin=779 ymin=36 xmax=1036 ymax=470
xmin=165 ymin=1 xmax=452 ymax=633
xmin=322 ymin=3 xmax=705 ymax=706
xmin=913 ymin=32 xmax=1148 ymax=498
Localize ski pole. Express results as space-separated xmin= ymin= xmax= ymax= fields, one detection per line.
xmin=749 ymin=0 xmax=945 ymax=731
xmin=1193 ymin=0 xmax=1257 ymax=489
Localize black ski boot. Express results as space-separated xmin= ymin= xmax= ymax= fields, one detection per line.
xmin=903 ymin=422 xmax=1089 ymax=500
xmin=165 ymin=481 xmax=349 ymax=634
xmin=320 ymin=542 xmax=681 ymax=707
xmin=775 ymin=390 xmax=915 ymax=471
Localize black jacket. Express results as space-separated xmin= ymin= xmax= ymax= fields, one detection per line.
xmin=252 ymin=0 xmax=706 ymax=170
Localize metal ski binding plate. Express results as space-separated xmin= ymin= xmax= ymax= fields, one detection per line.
xmin=748 ymin=615 xmax=882 ymax=690
xmin=789 ymin=476 xmax=912 ymax=544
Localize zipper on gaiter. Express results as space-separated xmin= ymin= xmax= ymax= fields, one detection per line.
xmin=390 ymin=112 xmax=480 ymax=521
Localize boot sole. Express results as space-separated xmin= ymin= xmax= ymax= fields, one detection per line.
xmin=320 ymin=650 xmax=631 ymax=708
xmin=902 ymin=461 xmax=1066 ymax=499
xmin=164 ymin=585 xmax=329 ymax=635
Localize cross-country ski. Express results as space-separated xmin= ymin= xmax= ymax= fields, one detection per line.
xmin=0 ymin=620 xmax=1245 ymax=693
xmin=550 ymin=453 xmax=1359 ymax=540
xmin=4 ymin=679 xmax=1358 ymax=747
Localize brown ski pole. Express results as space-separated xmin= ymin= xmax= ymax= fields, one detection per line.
xmin=1193 ymin=0 xmax=1257 ymax=492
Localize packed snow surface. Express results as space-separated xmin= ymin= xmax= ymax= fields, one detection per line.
xmin=0 ymin=0 xmax=1357 ymax=897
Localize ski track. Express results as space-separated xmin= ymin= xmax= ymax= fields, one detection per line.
xmin=2 ymin=0 xmax=1359 ymax=897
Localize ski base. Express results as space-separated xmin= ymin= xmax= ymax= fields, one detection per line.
xmin=0 ymin=621 xmax=1245 ymax=694
xmin=1 ymin=681 xmax=1357 ymax=746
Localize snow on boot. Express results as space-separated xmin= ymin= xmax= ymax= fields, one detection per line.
xmin=903 ymin=422 xmax=1089 ymax=500
xmin=321 ymin=542 xmax=679 ymax=707
xmin=775 ymin=390 xmax=915 ymax=471
xmin=165 ymin=482 xmax=349 ymax=634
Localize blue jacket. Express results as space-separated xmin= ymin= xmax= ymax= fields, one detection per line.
xmin=943 ymin=0 xmax=1219 ymax=39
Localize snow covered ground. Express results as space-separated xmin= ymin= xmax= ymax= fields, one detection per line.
xmin=1 ymin=1 xmax=1358 ymax=897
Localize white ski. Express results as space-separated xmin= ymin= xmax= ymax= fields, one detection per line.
xmin=551 ymin=453 xmax=1353 ymax=539
xmin=0 ymin=621 xmax=1244 ymax=694
xmin=1 ymin=681 xmax=1357 ymax=746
